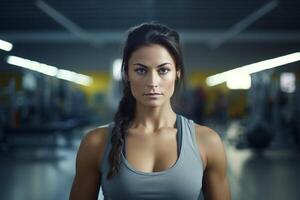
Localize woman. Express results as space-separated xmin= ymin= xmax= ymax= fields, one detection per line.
xmin=70 ymin=22 xmax=231 ymax=200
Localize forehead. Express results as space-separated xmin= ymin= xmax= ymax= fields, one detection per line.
xmin=128 ymin=44 xmax=175 ymax=66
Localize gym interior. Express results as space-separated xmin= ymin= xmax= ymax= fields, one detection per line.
xmin=0 ymin=1 xmax=299 ymax=200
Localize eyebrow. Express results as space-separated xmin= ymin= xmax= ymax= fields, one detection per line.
xmin=133 ymin=62 xmax=171 ymax=68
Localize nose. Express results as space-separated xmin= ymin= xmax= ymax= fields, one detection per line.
xmin=146 ymin=71 xmax=159 ymax=88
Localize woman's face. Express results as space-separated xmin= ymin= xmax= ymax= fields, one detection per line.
xmin=127 ymin=44 xmax=180 ymax=108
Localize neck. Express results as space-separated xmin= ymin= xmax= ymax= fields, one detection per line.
xmin=131 ymin=101 xmax=177 ymax=133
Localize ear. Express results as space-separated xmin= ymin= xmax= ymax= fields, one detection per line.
xmin=176 ymin=70 xmax=181 ymax=80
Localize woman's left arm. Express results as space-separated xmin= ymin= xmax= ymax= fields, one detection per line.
xmin=196 ymin=125 xmax=231 ymax=200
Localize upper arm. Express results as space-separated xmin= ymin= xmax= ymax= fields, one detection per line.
xmin=69 ymin=127 xmax=109 ymax=200
xmin=195 ymin=125 xmax=231 ymax=200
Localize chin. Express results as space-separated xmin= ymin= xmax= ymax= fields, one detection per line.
xmin=146 ymin=103 xmax=162 ymax=108
xmin=140 ymin=101 xmax=161 ymax=108
xmin=142 ymin=98 xmax=170 ymax=108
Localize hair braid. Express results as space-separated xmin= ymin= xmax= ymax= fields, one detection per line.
xmin=106 ymin=83 xmax=135 ymax=179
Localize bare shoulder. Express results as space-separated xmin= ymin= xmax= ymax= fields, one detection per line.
xmin=70 ymin=125 xmax=111 ymax=199
xmin=76 ymin=124 xmax=111 ymax=171
xmin=193 ymin=123 xmax=231 ymax=199
xmin=194 ymin=124 xmax=223 ymax=146
xmin=82 ymin=125 xmax=110 ymax=148
xmin=193 ymin=123 xmax=225 ymax=170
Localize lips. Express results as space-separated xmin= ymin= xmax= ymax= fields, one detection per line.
xmin=144 ymin=92 xmax=162 ymax=95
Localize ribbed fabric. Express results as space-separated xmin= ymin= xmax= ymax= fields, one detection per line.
xmin=99 ymin=114 xmax=204 ymax=200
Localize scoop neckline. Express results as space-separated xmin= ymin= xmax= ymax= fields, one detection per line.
xmin=121 ymin=114 xmax=184 ymax=176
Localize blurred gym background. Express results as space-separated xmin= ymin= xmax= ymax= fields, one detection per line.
xmin=0 ymin=0 xmax=299 ymax=199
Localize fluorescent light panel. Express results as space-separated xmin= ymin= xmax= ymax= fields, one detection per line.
xmin=0 ymin=39 xmax=13 ymax=51
xmin=226 ymin=72 xmax=251 ymax=90
xmin=206 ymin=52 xmax=300 ymax=87
xmin=6 ymin=55 xmax=92 ymax=86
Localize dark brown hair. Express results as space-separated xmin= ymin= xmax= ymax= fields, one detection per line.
xmin=106 ymin=21 xmax=185 ymax=179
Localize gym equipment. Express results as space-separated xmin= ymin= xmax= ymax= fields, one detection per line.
xmin=236 ymin=69 xmax=300 ymax=151
xmin=294 ymin=81 xmax=300 ymax=149
xmin=244 ymin=70 xmax=275 ymax=149
xmin=0 ymin=71 xmax=91 ymax=151
xmin=245 ymin=120 xmax=273 ymax=149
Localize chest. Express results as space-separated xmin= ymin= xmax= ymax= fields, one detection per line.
xmin=124 ymin=128 xmax=179 ymax=173
xmin=101 ymin=123 xmax=204 ymax=200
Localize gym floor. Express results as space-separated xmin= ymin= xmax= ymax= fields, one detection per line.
xmin=0 ymin=121 xmax=299 ymax=200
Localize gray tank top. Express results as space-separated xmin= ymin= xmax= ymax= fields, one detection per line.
xmin=99 ymin=114 xmax=204 ymax=200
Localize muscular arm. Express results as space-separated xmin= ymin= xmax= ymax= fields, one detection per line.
xmin=69 ymin=127 xmax=108 ymax=200
xmin=195 ymin=125 xmax=231 ymax=200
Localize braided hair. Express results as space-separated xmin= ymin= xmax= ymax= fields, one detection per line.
xmin=106 ymin=22 xmax=185 ymax=179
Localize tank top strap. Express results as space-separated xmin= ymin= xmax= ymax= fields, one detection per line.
xmin=177 ymin=114 xmax=182 ymax=156
xmin=187 ymin=119 xmax=196 ymax=141
xmin=182 ymin=117 xmax=203 ymax=165
xmin=99 ymin=122 xmax=115 ymax=172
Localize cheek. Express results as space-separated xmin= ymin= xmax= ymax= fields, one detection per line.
xmin=165 ymin=79 xmax=176 ymax=92
xmin=129 ymin=78 xmax=144 ymax=96
xmin=161 ymin=76 xmax=176 ymax=93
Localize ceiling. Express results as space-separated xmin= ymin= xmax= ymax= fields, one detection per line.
xmin=0 ymin=0 xmax=299 ymax=72
xmin=1 ymin=0 xmax=299 ymax=31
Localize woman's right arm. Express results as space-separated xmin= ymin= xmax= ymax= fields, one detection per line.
xmin=69 ymin=127 xmax=109 ymax=200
